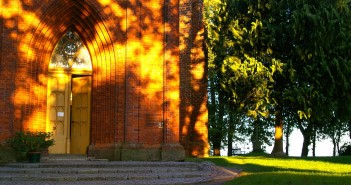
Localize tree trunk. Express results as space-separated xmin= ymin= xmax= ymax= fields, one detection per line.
xmin=227 ymin=137 xmax=233 ymax=156
xmin=285 ymin=120 xmax=291 ymax=156
xmin=301 ymin=133 xmax=311 ymax=157
xmin=252 ymin=119 xmax=262 ymax=152
xmin=332 ymin=137 xmax=336 ymax=157
xmin=208 ymin=73 xmax=217 ymax=156
xmin=336 ymin=128 xmax=342 ymax=155
xmin=299 ymin=121 xmax=313 ymax=157
xmin=213 ymin=92 xmax=225 ymax=156
xmin=227 ymin=113 xmax=234 ymax=156
xmin=312 ymin=126 xmax=316 ymax=157
xmin=271 ymin=108 xmax=285 ymax=156
xmin=213 ymin=141 xmax=221 ymax=156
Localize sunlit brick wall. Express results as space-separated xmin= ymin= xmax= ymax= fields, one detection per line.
xmin=0 ymin=1 xmax=18 ymax=140
xmin=179 ymin=0 xmax=209 ymax=157
xmin=0 ymin=0 xmax=208 ymax=158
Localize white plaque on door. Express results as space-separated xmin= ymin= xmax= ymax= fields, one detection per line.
xmin=57 ymin=112 xmax=64 ymax=117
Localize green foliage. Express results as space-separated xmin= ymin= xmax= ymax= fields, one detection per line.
xmin=6 ymin=131 xmax=54 ymax=153
xmin=206 ymin=0 xmax=283 ymax=119
xmin=339 ymin=143 xmax=351 ymax=156
xmin=286 ymin=0 xmax=351 ymax=123
xmin=206 ymin=0 xmax=351 ymax=156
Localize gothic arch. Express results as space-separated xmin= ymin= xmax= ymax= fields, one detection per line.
xmin=15 ymin=0 xmax=119 ymax=136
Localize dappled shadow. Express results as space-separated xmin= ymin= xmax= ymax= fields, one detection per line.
xmin=291 ymin=156 xmax=351 ymax=165
xmin=0 ymin=0 xmax=19 ymax=140
xmin=179 ymin=0 xmax=209 ymax=157
xmin=233 ymin=173 xmax=351 ymax=185
xmin=0 ymin=0 xmax=208 ymax=157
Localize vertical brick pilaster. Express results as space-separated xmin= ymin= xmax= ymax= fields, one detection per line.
xmin=0 ymin=0 xmax=19 ymax=140
xmin=124 ymin=0 xmax=142 ymax=143
xmin=179 ymin=0 xmax=209 ymax=157
xmin=164 ymin=0 xmax=180 ymax=144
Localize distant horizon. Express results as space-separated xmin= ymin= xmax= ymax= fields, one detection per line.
xmin=220 ymin=128 xmax=350 ymax=157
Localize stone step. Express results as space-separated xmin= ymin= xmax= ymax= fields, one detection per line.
xmin=0 ymin=166 xmax=199 ymax=174
xmin=0 ymin=177 xmax=210 ymax=185
xmin=0 ymin=160 xmax=238 ymax=184
xmin=42 ymin=154 xmax=108 ymax=161
xmin=0 ymin=170 xmax=209 ymax=181
xmin=5 ymin=161 xmax=200 ymax=169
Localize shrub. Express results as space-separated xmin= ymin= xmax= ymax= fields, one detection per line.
xmin=339 ymin=143 xmax=351 ymax=156
xmin=6 ymin=131 xmax=54 ymax=153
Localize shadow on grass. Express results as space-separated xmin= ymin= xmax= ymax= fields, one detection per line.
xmin=295 ymin=156 xmax=351 ymax=165
xmin=226 ymin=172 xmax=351 ymax=185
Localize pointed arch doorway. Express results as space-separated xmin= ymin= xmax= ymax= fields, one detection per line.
xmin=46 ymin=30 xmax=92 ymax=154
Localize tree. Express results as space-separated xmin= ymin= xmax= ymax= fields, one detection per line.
xmin=265 ymin=0 xmax=351 ymax=156
xmin=322 ymin=117 xmax=349 ymax=156
xmin=206 ymin=0 xmax=351 ymax=157
xmin=206 ymin=0 xmax=284 ymax=155
xmin=250 ymin=116 xmax=274 ymax=153
xmin=206 ymin=0 xmax=226 ymax=157
xmin=283 ymin=109 xmax=297 ymax=156
xmin=208 ymin=66 xmax=226 ymax=156
xmin=227 ymin=110 xmax=242 ymax=156
xmin=288 ymin=0 xmax=351 ymax=156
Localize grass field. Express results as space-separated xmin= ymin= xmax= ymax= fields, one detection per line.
xmin=201 ymin=155 xmax=351 ymax=185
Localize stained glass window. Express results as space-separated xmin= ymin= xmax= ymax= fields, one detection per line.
xmin=50 ymin=30 xmax=92 ymax=70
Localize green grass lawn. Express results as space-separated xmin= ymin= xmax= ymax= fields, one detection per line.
xmin=201 ymin=155 xmax=351 ymax=185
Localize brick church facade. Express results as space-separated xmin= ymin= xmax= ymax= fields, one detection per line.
xmin=0 ymin=0 xmax=208 ymax=160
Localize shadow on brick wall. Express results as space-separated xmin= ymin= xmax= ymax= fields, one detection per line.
xmin=0 ymin=0 xmax=208 ymax=156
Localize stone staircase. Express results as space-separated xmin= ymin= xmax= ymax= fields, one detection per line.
xmin=0 ymin=155 xmax=238 ymax=185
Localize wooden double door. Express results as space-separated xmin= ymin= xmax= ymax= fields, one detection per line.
xmin=46 ymin=74 xmax=91 ymax=154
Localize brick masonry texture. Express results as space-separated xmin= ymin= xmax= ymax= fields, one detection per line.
xmin=0 ymin=0 xmax=208 ymax=160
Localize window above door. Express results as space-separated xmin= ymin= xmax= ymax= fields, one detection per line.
xmin=49 ymin=30 xmax=92 ymax=73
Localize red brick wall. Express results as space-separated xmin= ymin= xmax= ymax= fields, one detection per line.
xmin=0 ymin=0 xmax=208 ymax=158
xmin=0 ymin=1 xmax=17 ymax=141
xmin=179 ymin=0 xmax=209 ymax=157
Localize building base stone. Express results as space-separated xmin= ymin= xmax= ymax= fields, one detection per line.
xmin=88 ymin=143 xmax=122 ymax=161
xmin=120 ymin=143 xmax=162 ymax=161
xmin=88 ymin=143 xmax=185 ymax=161
xmin=182 ymin=141 xmax=210 ymax=158
xmin=161 ymin=143 xmax=185 ymax=161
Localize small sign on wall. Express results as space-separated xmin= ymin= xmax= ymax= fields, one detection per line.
xmin=57 ymin=112 xmax=64 ymax=117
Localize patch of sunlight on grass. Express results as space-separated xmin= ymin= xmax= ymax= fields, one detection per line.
xmin=203 ymin=156 xmax=351 ymax=185
xmin=216 ymin=156 xmax=351 ymax=174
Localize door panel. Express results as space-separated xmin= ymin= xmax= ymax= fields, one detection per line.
xmin=70 ymin=76 xmax=91 ymax=154
xmin=46 ymin=74 xmax=70 ymax=154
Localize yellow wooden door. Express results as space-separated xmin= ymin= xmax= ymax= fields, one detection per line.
xmin=46 ymin=74 xmax=70 ymax=154
xmin=70 ymin=76 xmax=91 ymax=154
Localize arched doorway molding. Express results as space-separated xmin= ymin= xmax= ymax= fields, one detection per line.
xmin=15 ymin=0 xmax=120 ymax=145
